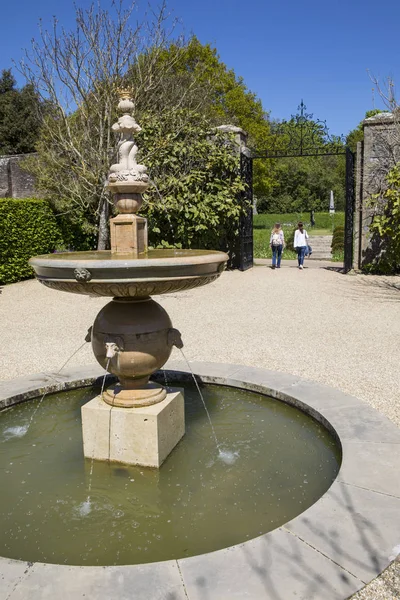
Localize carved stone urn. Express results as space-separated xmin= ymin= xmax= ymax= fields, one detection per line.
xmin=92 ymin=297 xmax=183 ymax=408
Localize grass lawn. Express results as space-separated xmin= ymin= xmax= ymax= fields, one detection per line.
xmin=253 ymin=212 xmax=345 ymax=260
xmin=254 ymin=212 xmax=344 ymax=231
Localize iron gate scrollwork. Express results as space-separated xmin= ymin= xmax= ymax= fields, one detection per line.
xmin=236 ymin=151 xmax=253 ymax=271
xmin=344 ymin=147 xmax=355 ymax=273
xmin=251 ymin=101 xmax=346 ymax=159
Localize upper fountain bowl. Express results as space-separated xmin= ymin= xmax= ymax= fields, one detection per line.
xmin=29 ymin=249 xmax=229 ymax=298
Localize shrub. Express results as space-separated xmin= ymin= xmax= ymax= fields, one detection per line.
xmin=365 ymin=164 xmax=400 ymax=273
xmin=0 ymin=198 xmax=63 ymax=284
xmin=285 ymin=227 xmax=298 ymax=252
xmin=139 ymin=112 xmax=246 ymax=254
xmin=331 ymin=225 xmax=345 ymax=253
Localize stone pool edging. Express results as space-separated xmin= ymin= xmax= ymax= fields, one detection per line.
xmin=0 ymin=361 xmax=399 ymax=600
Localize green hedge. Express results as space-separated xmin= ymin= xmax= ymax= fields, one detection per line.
xmin=331 ymin=225 xmax=345 ymax=253
xmin=0 ymin=198 xmax=63 ymax=284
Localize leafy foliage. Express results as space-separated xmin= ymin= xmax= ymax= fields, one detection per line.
xmin=139 ymin=111 xmax=246 ymax=251
xmin=0 ymin=198 xmax=63 ymax=284
xmin=129 ymin=36 xmax=274 ymax=202
xmin=16 ymin=1 xmax=358 ymax=252
xmin=366 ymin=163 xmax=400 ymax=273
xmin=0 ymin=69 xmax=43 ymax=155
xmin=254 ymin=110 xmax=347 ymax=214
xmin=256 ymin=154 xmax=345 ymax=213
xmin=22 ymin=107 xmax=109 ymax=248
xmin=20 ymin=9 xmax=258 ymax=250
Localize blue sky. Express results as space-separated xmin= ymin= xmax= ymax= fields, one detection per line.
xmin=1 ymin=0 xmax=399 ymax=136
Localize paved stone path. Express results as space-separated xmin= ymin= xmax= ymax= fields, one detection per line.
xmin=308 ymin=234 xmax=333 ymax=260
xmin=1 ymin=261 xmax=399 ymax=599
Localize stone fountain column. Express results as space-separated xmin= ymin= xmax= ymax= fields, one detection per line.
xmin=81 ymin=91 xmax=185 ymax=468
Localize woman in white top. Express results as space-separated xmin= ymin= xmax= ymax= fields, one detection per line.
xmin=293 ymin=222 xmax=309 ymax=270
xmin=269 ymin=222 xmax=285 ymax=269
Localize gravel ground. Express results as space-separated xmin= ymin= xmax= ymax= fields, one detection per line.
xmin=1 ymin=259 xmax=399 ymax=599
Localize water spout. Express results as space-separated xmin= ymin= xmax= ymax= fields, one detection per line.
xmin=105 ymin=342 xmax=119 ymax=359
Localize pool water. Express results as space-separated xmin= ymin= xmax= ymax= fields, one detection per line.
xmin=0 ymin=382 xmax=340 ymax=566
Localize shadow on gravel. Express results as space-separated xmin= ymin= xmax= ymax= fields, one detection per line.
xmin=324 ymin=266 xmax=345 ymax=274
xmin=350 ymin=276 xmax=400 ymax=302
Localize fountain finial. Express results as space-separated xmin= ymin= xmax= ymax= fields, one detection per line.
xmin=116 ymin=88 xmax=135 ymax=114
xmin=118 ymin=88 xmax=131 ymax=99
xmin=108 ymin=91 xmax=149 ymax=254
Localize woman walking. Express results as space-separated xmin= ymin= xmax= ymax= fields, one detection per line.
xmin=270 ymin=223 xmax=285 ymax=269
xmin=294 ymin=222 xmax=309 ymax=270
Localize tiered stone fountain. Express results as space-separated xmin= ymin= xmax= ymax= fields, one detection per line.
xmin=29 ymin=91 xmax=228 ymax=467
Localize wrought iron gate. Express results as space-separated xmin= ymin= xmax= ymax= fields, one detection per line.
xmin=344 ymin=147 xmax=356 ymax=273
xmin=237 ymin=101 xmax=356 ymax=273
xmin=236 ymin=151 xmax=253 ymax=271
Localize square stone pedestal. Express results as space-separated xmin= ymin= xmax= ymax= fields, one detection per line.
xmin=110 ymin=213 xmax=147 ymax=254
xmin=81 ymin=389 xmax=184 ymax=468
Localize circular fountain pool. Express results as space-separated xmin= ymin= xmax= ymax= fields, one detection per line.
xmin=0 ymin=381 xmax=340 ymax=566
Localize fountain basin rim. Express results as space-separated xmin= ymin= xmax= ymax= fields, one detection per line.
xmin=29 ymin=249 xmax=228 ymax=297
xmin=29 ymin=249 xmax=229 ymax=268
xmin=1 ymin=362 xmax=399 ymax=600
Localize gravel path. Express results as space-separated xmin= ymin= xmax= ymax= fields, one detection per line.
xmin=1 ymin=260 xmax=399 ymax=599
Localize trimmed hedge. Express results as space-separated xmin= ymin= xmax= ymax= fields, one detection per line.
xmin=285 ymin=226 xmax=298 ymax=252
xmin=0 ymin=198 xmax=63 ymax=284
xmin=331 ymin=225 xmax=345 ymax=253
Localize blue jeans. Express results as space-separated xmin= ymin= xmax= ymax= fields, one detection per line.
xmin=297 ymin=246 xmax=307 ymax=266
xmin=272 ymin=244 xmax=283 ymax=267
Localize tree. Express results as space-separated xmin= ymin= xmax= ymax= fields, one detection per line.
xmin=0 ymin=69 xmax=43 ymax=155
xmin=257 ymin=154 xmax=345 ymax=213
xmin=254 ymin=107 xmax=348 ymax=214
xmin=18 ymin=6 xmax=265 ymax=250
xmin=127 ymin=36 xmax=275 ymax=200
xmin=138 ymin=110 xmax=245 ymax=251
xmin=18 ymin=1 xmax=186 ymax=249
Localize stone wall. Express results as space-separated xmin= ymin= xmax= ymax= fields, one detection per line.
xmin=354 ymin=112 xmax=400 ymax=269
xmin=0 ymin=154 xmax=36 ymax=198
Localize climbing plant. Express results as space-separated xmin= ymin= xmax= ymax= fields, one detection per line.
xmin=367 ymin=163 xmax=400 ymax=273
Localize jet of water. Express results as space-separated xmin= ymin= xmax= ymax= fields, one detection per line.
xmin=178 ymin=348 xmax=221 ymax=452
xmin=84 ymin=357 xmax=112 ymax=509
xmin=162 ymin=369 xmax=170 ymax=392
xmin=100 ymin=357 xmax=111 ymax=400
xmin=22 ymin=340 xmax=89 ymax=437
xmin=148 ymin=179 xmax=177 ymax=246
xmin=178 ymin=349 xmax=238 ymax=464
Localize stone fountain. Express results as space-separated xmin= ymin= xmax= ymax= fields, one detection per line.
xmin=29 ymin=91 xmax=228 ymax=467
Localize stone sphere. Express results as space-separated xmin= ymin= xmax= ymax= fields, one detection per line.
xmin=92 ymin=297 xmax=174 ymax=388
